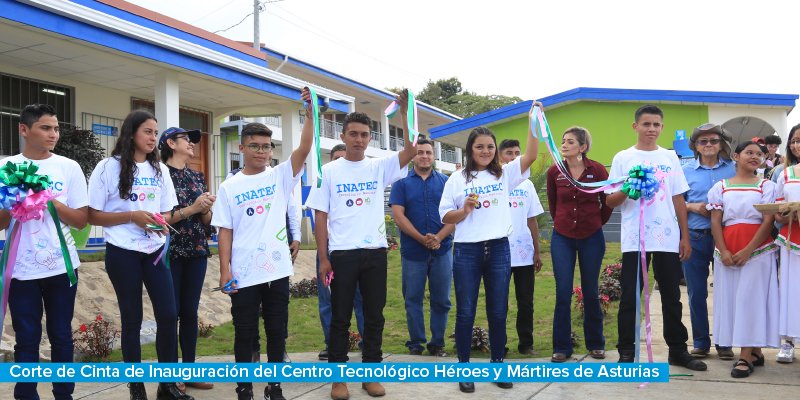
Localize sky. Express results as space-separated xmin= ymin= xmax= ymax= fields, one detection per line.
xmin=129 ymin=0 xmax=800 ymax=128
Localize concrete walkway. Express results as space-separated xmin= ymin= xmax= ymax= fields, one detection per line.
xmin=3 ymin=282 xmax=799 ymax=399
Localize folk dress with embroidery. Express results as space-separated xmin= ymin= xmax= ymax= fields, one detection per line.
xmin=773 ymin=166 xmax=800 ymax=338
xmin=707 ymin=179 xmax=779 ymax=347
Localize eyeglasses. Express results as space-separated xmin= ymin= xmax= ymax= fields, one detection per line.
xmin=697 ymin=139 xmax=721 ymax=146
xmin=245 ymin=144 xmax=273 ymax=152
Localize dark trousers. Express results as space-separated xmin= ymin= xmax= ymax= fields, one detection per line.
xmin=170 ymin=256 xmax=208 ymax=363
xmin=231 ymin=278 xmax=289 ymax=390
xmin=512 ymin=265 xmax=535 ymax=350
xmin=617 ymin=251 xmax=689 ymax=356
xmin=10 ymin=271 xmax=78 ymax=400
xmin=105 ymin=243 xmax=178 ymax=363
xmin=328 ymin=249 xmax=387 ymax=363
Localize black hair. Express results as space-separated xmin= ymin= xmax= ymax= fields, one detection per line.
xmin=342 ymin=112 xmax=371 ymax=133
xmin=330 ymin=143 xmax=346 ymax=160
xmin=112 ymin=110 xmax=161 ymax=200
xmin=498 ymin=139 xmax=520 ymax=151
xmin=765 ymin=135 xmax=782 ymax=145
xmin=240 ymin=122 xmax=272 ymax=143
xmin=784 ymin=123 xmax=800 ymax=167
xmin=416 ymin=138 xmax=433 ymax=148
xmin=20 ymin=104 xmax=57 ymax=127
xmin=734 ymin=139 xmax=767 ymax=155
xmin=463 ymin=126 xmax=502 ymax=182
xmin=634 ymin=104 xmax=664 ymax=121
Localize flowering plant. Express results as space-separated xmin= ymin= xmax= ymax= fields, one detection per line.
xmin=72 ymin=314 xmax=119 ymax=361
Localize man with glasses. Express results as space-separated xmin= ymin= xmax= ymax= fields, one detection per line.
xmin=211 ymin=88 xmax=315 ymax=400
xmin=682 ymin=123 xmax=736 ymax=360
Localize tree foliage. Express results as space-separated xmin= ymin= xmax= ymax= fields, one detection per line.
xmin=415 ymin=77 xmax=522 ymax=118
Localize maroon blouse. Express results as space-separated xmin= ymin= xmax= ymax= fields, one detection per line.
xmin=546 ymin=158 xmax=613 ymax=239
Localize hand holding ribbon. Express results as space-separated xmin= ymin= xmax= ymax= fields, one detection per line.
xmin=303 ymin=86 xmax=323 ymax=188
xmin=385 ymin=89 xmax=419 ymax=146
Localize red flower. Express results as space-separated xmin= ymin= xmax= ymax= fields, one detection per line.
xmin=79 ymin=324 xmax=87 ymax=332
xmin=96 ymin=314 xmax=103 ymax=321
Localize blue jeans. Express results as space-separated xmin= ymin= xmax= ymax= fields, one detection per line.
xmin=453 ymin=238 xmax=511 ymax=362
xmin=9 ymin=271 xmax=78 ymax=400
xmin=681 ymin=229 xmax=715 ymax=350
xmin=401 ymin=251 xmax=453 ymax=351
xmin=170 ymin=256 xmax=208 ymax=363
xmin=316 ymin=255 xmax=364 ymax=347
xmin=105 ymin=243 xmax=178 ymax=363
xmin=551 ymin=229 xmax=606 ymax=357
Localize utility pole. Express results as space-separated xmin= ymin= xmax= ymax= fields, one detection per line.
xmin=253 ymin=0 xmax=260 ymax=49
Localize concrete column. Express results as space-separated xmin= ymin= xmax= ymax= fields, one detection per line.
xmin=382 ymin=113 xmax=390 ymax=150
xmin=455 ymin=147 xmax=463 ymax=167
xmin=434 ymin=141 xmax=443 ymax=172
xmin=209 ymin=114 xmax=221 ymax=193
xmin=154 ymin=70 xmax=180 ymax=133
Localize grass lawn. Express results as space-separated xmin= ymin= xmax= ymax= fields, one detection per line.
xmin=120 ymin=242 xmax=626 ymax=361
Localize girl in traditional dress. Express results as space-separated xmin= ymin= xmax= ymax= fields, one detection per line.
xmin=708 ymin=139 xmax=780 ymax=378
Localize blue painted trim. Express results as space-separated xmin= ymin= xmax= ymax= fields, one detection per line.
xmin=264 ymin=48 xmax=457 ymax=121
xmin=69 ymin=0 xmax=266 ymax=66
xmin=0 ymin=2 xmax=350 ymax=113
xmin=430 ymin=87 xmax=799 ymax=138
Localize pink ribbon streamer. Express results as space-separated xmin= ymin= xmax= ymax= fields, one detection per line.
xmin=10 ymin=188 xmax=53 ymax=222
xmin=639 ymin=199 xmax=654 ymax=363
xmin=0 ymin=222 xmax=21 ymax=337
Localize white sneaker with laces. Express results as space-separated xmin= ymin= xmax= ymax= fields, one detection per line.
xmin=776 ymin=343 xmax=795 ymax=363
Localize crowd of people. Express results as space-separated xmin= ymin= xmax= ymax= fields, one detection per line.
xmin=4 ymin=94 xmax=798 ymax=400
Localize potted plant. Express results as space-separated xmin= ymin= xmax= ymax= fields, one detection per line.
xmin=52 ymin=126 xmax=105 ymax=248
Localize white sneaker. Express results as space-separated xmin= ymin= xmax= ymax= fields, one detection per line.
xmin=776 ymin=343 xmax=795 ymax=363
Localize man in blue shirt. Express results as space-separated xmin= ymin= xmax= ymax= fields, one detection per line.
xmin=682 ymin=123 xmax=736 ymax=360
xmin=389 ymin=138 xmax=454 ymax=356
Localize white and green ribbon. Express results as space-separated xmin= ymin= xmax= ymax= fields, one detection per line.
xmin=307 ymin=87 xmax=323 ymax=187
xmin=384 ymin=90 xmax=419 ymax=146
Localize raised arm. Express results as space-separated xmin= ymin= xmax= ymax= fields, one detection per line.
xmin=519 ymin=101 xmax=543 ymax=172
xmin=291 ymin=87 xmax=316 ymax=176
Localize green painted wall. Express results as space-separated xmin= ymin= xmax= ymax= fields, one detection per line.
xmin=489 ymin=102 xmax=709 ymax=166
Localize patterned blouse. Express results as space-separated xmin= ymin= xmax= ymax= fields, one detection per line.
xmin=167 ymin=165 xmax=214 ymax=259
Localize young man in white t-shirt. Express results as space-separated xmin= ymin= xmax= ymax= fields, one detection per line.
xmin=0 ymin=104 xmax=88 ymax=400
xmin=498 ymin=139 xmax=544 ymax=356
xmin=211 ymin=88 xmax=314 ymax=400
xmin=605 ymin=104 xmax=706 ymax=371
xmin=305 ymin=93 xmax=417 ymax=400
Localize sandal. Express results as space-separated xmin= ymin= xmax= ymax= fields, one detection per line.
xmin=551 ymin=353 xmax=568 ymax=363
xmin=730 ymin=358 xmax=754 ymax=378
xmin=752 ymin=352 xmax=765 ymax=367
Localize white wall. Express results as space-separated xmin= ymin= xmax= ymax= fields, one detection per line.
xmin=708 ymin=105 xmax=790 ymax=141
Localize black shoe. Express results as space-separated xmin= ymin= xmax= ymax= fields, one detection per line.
xmin=427 ymin=345 xmax=448 ymax=357
xmin=752 ymin=352 xmax=765 ymax=367
xmin=318 ymin=348 xmax=329 ymax=360
xmin=236 ymin=386 xmax=254 ymax=400
xmin=495 ymin=382 xmax=513 ymax=389
xmin=458 ymin=382 xmax=475 ymax=393
xmin=618 ymin=352 xmax=635 ymax=363
xmin=264 ymin=383 xmax=286 ymax=400
xmin=731 ymin=358 xmax=754 ymax=378
xmin=128 ymin=383 xmax=148 ymax=400
xmin=409 ymin=347 xmax=424 ymax=355
xmin=668 ymin=351 xmax=708 ymax=371
xmin=518 ymin=347 xmax=536 ymax=356
xmin=157 ymin=383 xmax=194 ymax=400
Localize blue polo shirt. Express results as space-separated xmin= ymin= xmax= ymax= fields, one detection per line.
xmin=683 ymin=157 xmax=736 ymax=230
xmin=389 ymin=168 xmax=453 ymax=261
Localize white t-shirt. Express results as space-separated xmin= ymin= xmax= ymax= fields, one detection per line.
xmin=88 ymin=157 xmax=177 ymax=254
xmin=287 ymin=193 xmax=301 ymax=242
xmin=211 ymin=161 xmax=301 ymax=289
xmin=305 ymin=154 xmax=403 ymax=251
xmin=439 ymin=157 xmax=531 ymax=243
xmin=508 ymin=179 xmax=544 ymax=267
xmin=7 ymin=154 xmax=88 ymax=280
xmin=606 ymin=146 xmax=689 ymax=253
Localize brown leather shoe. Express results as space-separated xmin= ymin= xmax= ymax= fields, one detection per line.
xmin=331 ymin=383 xmax=349 ymax=400
xmin=361 ymin=382 xmax=385 ymax=397
xmin=186 ymin=382 xmax=214 ymax=390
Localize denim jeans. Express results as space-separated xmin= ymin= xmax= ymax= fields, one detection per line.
xmin=618 ymin=251 xmax=689 ymax=356
xmin=316 ymin=255 xmax=364 ymax=346
xmin=10 ymin=271 xmax=78 ymax=400
xmin=170 ymin=256 xmax=208 ymax=363
xmin=328 ymin=249 xmax=387 ymax=363
xmin=230 ymin=278 xmax=289 ymax=391
xmin=681 ymin=229 xmax=715 ymax=350
xmin=401 ymin=251 xmax=453 ymax=351
xmin=551 ymin=229 xmax=606 ymax=357
xmin=452 ymin=238 xmax=511 ymax=362
xmin=105 ymin=243 xmax=178 ymax=363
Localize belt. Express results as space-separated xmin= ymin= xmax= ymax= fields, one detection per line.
xmin=689 ymin=228 xmax=712 ymax=235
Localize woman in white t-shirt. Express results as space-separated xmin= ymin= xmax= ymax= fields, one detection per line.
xmin=438 ymin=102 xmax=539 ymax=393
xmin=87 ymin=110 xmax=189 ymax=400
